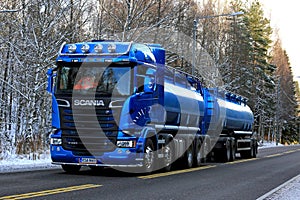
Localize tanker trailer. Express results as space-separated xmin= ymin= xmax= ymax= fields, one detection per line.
xmin=202 ymin=88 xmax=256 ymax=162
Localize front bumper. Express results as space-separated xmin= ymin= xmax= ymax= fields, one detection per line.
xmin=50 ymin=145 xmax=144 ymax=167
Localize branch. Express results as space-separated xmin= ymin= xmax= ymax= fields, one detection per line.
xmin=0 ymin=76 xmax=30 ymax=100
xmin=0 ymin=8 xmax=22 ymax=13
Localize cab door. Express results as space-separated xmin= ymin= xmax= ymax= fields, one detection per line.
xmin=130 ymin=66 xmax=163 ymax=127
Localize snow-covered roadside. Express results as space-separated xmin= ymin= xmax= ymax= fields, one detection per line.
xmin=258 ymin=141 xmax=284 ymax=149
xmin=0 ymin=152 xmax=58 ymax=173
xmin=257 ymin=174 xmax=300 ymax=200
xmin=257 ymin=141 xmax=300 ymax=199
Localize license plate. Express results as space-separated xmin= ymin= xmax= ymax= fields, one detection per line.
xmin=79 ymin=158 xmax=97 ymax=164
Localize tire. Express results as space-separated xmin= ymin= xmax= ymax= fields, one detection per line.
xmin=222 ymin=140 xmax=231 ymax=162
xmin=203 ymin=138 xmax=211 ymax=162
xmin=194 ymin=139 xmax=202 ymax=167
xmin=230 ymin=140 xmax=236 ymax=161
xmin=252 ymin=144 xmax=257 ymax=158
xmin=61 ymin=165 xmax=81 ymax=174
xmin=184 ymin=145 xmax=194 ymax=168
xmin=143 ymin=139 xmax=155 ymax=173
xmin=163 ymin=142 xmax=174 ymax=172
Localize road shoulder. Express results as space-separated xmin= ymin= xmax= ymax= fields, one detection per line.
xmin=257 ymin=174 xmax=300 ymax=200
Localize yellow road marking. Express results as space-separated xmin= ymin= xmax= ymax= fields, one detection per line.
xmin=264 ymin=148 xmax=300 ymax=158
xmin=227 ymin=158 xmax=259 ymax=165
xmin=265 ymin=153 xmax=283 ymax=158
xmin=0 ymin=184 xmax=102 ymax=200
xmin=140 ymin=148 xmax=300 ymax=179
xmin=138 ymin=165 xmax=216 ymax=179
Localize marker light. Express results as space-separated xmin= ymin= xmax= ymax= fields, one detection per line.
xmin=68 ymin=44 xmax=77 ymax=53
xmin=94 ymin=44 xmax=103 ymax=53
xmin=81 ymin=43 xmax=90 ymax=53
xmin=50 ymin=138 xmax=62 ymax=145
xmin=108 ymin=44 xmax=116 ymax=53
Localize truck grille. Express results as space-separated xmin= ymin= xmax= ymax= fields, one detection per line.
xmin=62 ymin=130 xmax=117 ymax=156
xmin=60 ymin=105 xmax=120 ymax=156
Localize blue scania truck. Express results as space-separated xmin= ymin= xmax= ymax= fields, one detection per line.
xmin=47 ymin=40 xmax=257 ymax=173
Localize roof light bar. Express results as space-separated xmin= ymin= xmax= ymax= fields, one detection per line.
xmin=81 ymin=43 xmax=90 ymax=53
xmin=68 ymin=44 xmax=77 ymax=53
xmin=94 ymin=44 xmax=103 ymax=53
xmin=108 ymin=44 xmax=116 ymax=53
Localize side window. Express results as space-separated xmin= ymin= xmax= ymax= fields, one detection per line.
xmin=144 ymin=68 xmax=156 ymax=93
xmin=135 ymin=66 xmax=156 ymax=94
xmin=59 ymin=67 xmax=70 ymax=90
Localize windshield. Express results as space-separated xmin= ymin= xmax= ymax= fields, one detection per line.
xmin=56 ymin=63 xmax=132 ymax=96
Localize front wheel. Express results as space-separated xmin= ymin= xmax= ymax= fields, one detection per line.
xmin=143 ymin=139 xmax=155 ymax=173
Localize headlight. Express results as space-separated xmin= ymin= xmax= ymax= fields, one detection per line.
xmin=117 ymin=140 xmax=136 ymax=148
xmin=50 ymin=138 xmax=62 ymax=145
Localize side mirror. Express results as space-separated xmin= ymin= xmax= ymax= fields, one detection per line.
xmin=144 ymin=76 xmax=156 ymax=93
xmin=47 ymin=68 xmax=54 ymax=93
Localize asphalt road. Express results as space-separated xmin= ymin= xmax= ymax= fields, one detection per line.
xmin=1 ymin=145 xmax=300 ymax=200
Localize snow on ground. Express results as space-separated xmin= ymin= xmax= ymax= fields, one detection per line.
xmin=258 ymin=141 xmax=284 ymax=149
xmin=257 ymin=174 xmax=300 ymax=200
xmin=257 ymin=141 xmax=300 ymax=199
xmin=0 ymin=151 xmax=58 ymax=173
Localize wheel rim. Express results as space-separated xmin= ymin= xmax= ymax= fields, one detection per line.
xmin=164 ymin=146 xmax=172 ymax=167
xmin=145 ymin=146 xmax=154 ymax=170
xmin=226 ymin=142 xmax=230 ymax=161
xmin=231 ymin=146 xmax=236 ymax=160
xmin=196 ymin=144 xmax=201 ymax=165
xmin=187 ymin=149 xmax=193 ymax=167
xmin=251 ymin=146 xmax=254 ymax=157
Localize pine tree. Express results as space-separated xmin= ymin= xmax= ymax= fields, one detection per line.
xmin=271 ymin=38 xmax=298 ymax=144
xmin=242 ymin=0 xmax=274 ymax=138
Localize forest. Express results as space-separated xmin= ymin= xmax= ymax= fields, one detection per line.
xmin=0 ymin=0 xmax=298 ymax=160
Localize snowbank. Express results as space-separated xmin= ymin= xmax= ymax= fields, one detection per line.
xmin=0 ymin=152 xmax=58 ymax=173
xmin=258 ymin=141 xmax=284 ymax=149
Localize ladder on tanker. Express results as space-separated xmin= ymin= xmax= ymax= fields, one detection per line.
xmin=202 ymin=88 xmax=219 ymax=134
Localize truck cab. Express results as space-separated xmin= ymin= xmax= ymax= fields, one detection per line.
xmin=47 ymin=41 xmax=171 ymax=173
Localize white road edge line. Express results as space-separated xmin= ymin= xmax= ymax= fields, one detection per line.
xmin=256 ymin=174 xmax=300 ymax=200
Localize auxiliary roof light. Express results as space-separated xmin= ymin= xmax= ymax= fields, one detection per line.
xmin=108 ymin=44 xmax=116 ymax=53
xmin=68 ymin=44 xmax=77 ymax=53
xmin=81 ymin=43 xmax=90 ymax=53
xmin=94 ymin=44 xmax=103 ymax=53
